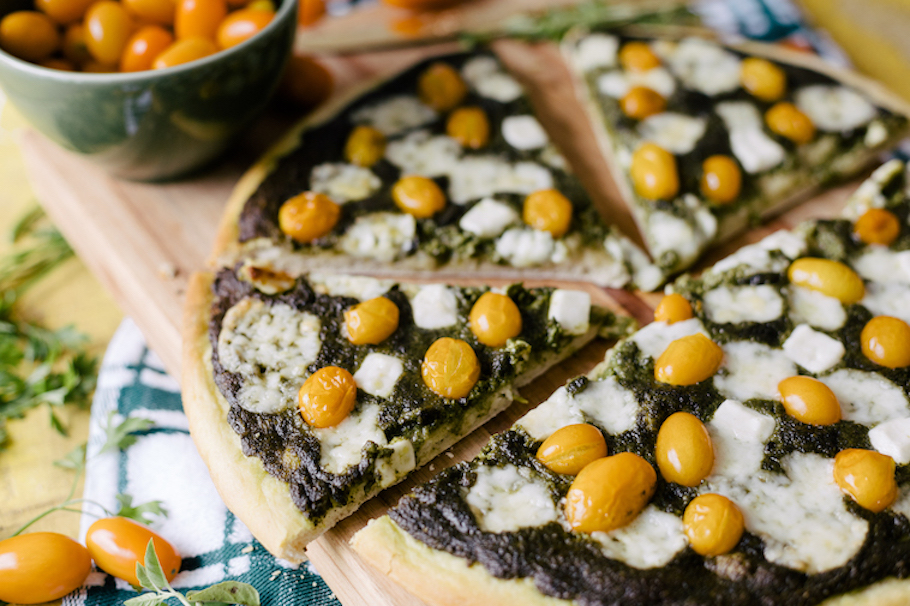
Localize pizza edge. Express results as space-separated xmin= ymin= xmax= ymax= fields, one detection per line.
xmin=352 ymin=514 xmax=910 ymax=606
xmin=561 ymin=27 xmax=910 ymax=274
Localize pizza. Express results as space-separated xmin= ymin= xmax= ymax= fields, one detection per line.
xmin=351 ymin=159 xmax=910 ymax=606
xmin=182 ymin=266 xmax=632 ymax=562
xmin=210 ymin=50 xmax=663 ymax=291
xmin=564 ymin=29 xmax=910 ymax=276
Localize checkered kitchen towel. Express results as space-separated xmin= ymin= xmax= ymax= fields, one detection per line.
xmin=65 ymin=320 xmax=336 ymax=606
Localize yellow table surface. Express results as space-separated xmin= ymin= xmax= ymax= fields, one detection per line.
xmin=1 ymin=0 xmax=910 ymax=580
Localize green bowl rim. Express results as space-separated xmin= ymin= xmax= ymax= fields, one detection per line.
xmin=0 ymin=0 xmax=297 ymax=83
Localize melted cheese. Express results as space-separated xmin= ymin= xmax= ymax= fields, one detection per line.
xmin=853 ymin=246 xmax=910 ymax=285
xmin=589 ymin=506 xmax=687 ymax=569
xmin=375 ymin=438 xmax=416 ymax=488
xmin=862 ymin=282 xmax=910 ymax=325
xmin=217 ymin=299 xmax=321 ymax=414
xmin=464 ymin=464 xmax=558 ymax=533
xmin=308 ymin=274 xmax=393 ymax=302
xmin=794 ymin=85 xmax=876 ymax=132
xmin=711 ymin=230 xmax=806 ymax=276
xmin=713 ymin=340 xmax=796 ymax=402
xmin=574 ymin=33 xmax=619 ymax=71
xmin=782 ymin=324 xmax=845 ymax=374
xmin=709 ymin=399 xmax=775 ymax=477
xmin=460 ymin=56 xmax=523 ymax=103
xmin=339 ymin=212 xmax=416 ymax=263
xmin=448 ymin=158 xmax=553 ymax=204
xmin=703 ymin=453 xmax=868 ymax=575
xmin=703 ymin=284 xmax=784 ymax=324
xmin=820 ymin=368 xmax=910 ymax=427
xmin=716 ymin=102 xmax=786 ymax=174
xmin=637 ymin=113 xmax=707 ymax=155
xmin=663 ymin=37 xmax=741 ymax=96
xmin=787 ymin=285 xmax=846 ymax=331
xmin=351 ymin=95 xmax=437 ymax=136
xmin=842 ymin=159 xmax=904 ymax=221
xmin=313 ymin=405 xmax=385 ymax=474
xmin=647 ymin=211 xmax=706 ymax=268
xmin=458 ymin=198 xmax=520 ymax=238
xmin=596 ymin=67 xmax=676 ymax=99
xmin=630 ymin=317 xmax=706 ymax=361
xmin=309 ymin=163 xmax=381 ymax=204
xmin=501 ymin=115 xmax=548 ymax=150
xmin=495 ymin=228 xmax=555 ymax=268
xmin=384 ymin=130 xmax=462 ymax=177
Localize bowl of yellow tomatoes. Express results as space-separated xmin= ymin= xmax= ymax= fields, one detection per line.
xmin=0 ymin=0 xmax=296 ymax=180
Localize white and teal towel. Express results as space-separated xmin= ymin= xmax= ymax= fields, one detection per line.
xmin=65 ymin=320 xmax=335 ymax=606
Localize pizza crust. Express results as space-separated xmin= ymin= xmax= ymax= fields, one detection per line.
xmin=353 ymin=515 xmax=910 ymax=606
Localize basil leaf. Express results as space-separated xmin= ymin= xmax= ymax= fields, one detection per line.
xmin=186 ymin=582 xmax=261 ymax=606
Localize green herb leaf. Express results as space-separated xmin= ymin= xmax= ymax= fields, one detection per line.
xmin=186 ymin=582 xmax=261 ymax=606
xmin=10 ymin=206 xmax=46 ymax=243
xmin=48 ymin=407 xmax=68 ymax=436
xmin=142 ymin=539 xmax=169 ymax=591
xmin=100 ymin=411 xmax=155 ymax=454
xmin=124 ymin=593 xmax=167 ymax=606
xmin=55 ymin=443 xmax=87 ymax=471
xmin=116 ymin=494 xmax=168 ymax=525
xmin=135 ymin=561 xmax=156 ymax=592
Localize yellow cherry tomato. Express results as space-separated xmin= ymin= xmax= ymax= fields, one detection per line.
xmin=619 ymin=40 xmax=660 ymax=72
xmin=421 ymin=337 xmax=480 ymax=399
xmin=787 ymin=258 xmax=865 ymax=304
xmin=277 ymin=191 xmax=340 ymax=243
xmin=216 ymin=7 xmax=272 ymax=49
xmin=297 ymin=0 xmax=324 ymax=26
xmin=63 ymin=23 xmax=92 ymax=65
xmin=683 ymin=494 xmax=744 ymax=556
xmin=344 ymin=296 xmax=400 ymax=345
xmin=861 ymin=316 xmax=910 ymax=369
xmin=854 ymin=208 xmax=901 ymax=246
xmin=536 ymin=423 xmax=607 ymax=476
xmin=564 ymin=452 xmax=656 ymax=533
xmin=620 ymin=86 xmax=666 ymax=120
xmin=0 ymin=533 xmax=92 ymax=604
xmin=298 ymin=366 xmax=358 ymax=428
xmin=418 ymin=62 xmax=466 ymax=112
xmin=469 ymin=291 xmax=522 ymax=347
xmin=86 ymin=517 xmax=181 ymax=586
xmin=120 ymin=25 xmax=173 ymax=72
xmin=446 ymin=106 xmax=489 ymax=149
xmin=655 ymin=412 xmax=714 ymax=487
xmin=630 ymin=142 xmax=679 ymax=201
xmin=522 ymin=189 xmax=573 ymax=238
xmin=392 ymin=175 xmax=446 ymax=218
xmin=833 ymin=449 xmax=898 ymax=513
xmin=84 ymin=1 xmax=133 ymax=65
xmin=175 ymin=0 xmax=226 ymax=40
xmin=778 ymin=376 xmax=841 ymax=426
xmin=278 ymin=55 xmax=333 ymax=110
xmin=35 ymin=0 xmax=95 ymax=24
xmin=122 ymin=0 xmax=177 ymax=25
xmin=40 ymin=57 xmax=76 ymax=70
xmin=766 ymin=102 xmax=815 ymax=145
xmin=654 ymin=333 xmax=724 ymax=386
xmin=740 ymin=57 xmax=786 ymax=102
xmin=654 ymin=293 xmax=693 ymax=324
xmin=344 ymin=125 xmax=386 ymax=168
xmin=700 ymin=155 xmax=742 ymax=205
xmin=151 ymin=36 xmax=216 ymax=68
xmin=0 ymin=11 xmax=60 ymax=62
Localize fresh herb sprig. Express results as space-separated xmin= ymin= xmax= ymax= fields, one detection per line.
xmin=127 ymin=541 xmax=260 ymax=606
xmin=0 ymin=206 xmax=97 ymax=449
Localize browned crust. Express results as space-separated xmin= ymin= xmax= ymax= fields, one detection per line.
xmin=561 ymin=28 xmax=910 ymax=270
xmin=352 ymin=515 xmax=910 ymax=606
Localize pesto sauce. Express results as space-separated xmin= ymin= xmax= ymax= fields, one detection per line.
xmin=238 ymin=51 xmax=615 ymax=268
xmin=208 ymin=268 xmax=616 ymax=523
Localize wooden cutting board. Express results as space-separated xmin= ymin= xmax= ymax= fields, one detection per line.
xmin=20 ymin=38 xmax=862 ymax=606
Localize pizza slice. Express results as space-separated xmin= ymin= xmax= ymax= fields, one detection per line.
xmin=564 ymin=29 xmax=910 ymax=276
xmin=182 ymin=267 xmax=633 ymax=562
xmin=352 ymin=160 xmax=910 ymax=606
xmin=212 ymin=51 xmax=662 ymax=291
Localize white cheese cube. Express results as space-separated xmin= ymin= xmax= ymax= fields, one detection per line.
xmin=716 ymin=102 xmax=785 ymax=174
xmin=574 ymin=33 xmax=619 ymax=71
xmin=309 ymin=163 xmax=381 ymax=204
xmin=795 ymin=85 xmax=876 ymax=132
xmin=548 ymin=289 xmax=591 ymax=335
xmin=869 ymin=418 xmax=910 ymax=464
xmin=788 ymin=286 xmax=846 ymax=331
xmin=711 ymin=399 xmax=776 ymax=443
xmin=501 ymin=115 xmax=548 ymax=150
xmin=758 ymin=230 xmax=807 ymax=260
xmin=353 ymin=353 xmax=404 ymax=399
xmin=375 ymin=438 xmax=416 ymax=488
xmin=782 ymin=324 xmax=845 ymax=374
xmin=411 ymin=284 xmax=459 ymax=329
xmin=495 ymin=227 xmax=555 ymax=268
xmin=637 ymin=113 xmax=706 ymax=155
xmin=703 ymin=284 xmax=784 ymax=324
xmin=458 ymin=198 xmax=519 ymax=238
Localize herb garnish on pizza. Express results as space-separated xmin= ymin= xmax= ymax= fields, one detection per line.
xmin=565 ymin=30 xmax=910 ymax=276
xmin=353 ymin=160 xmax=910 ymax=606
xmin=182 ymin=267 xmax=632 ymax=562
xmin=213 ymin=51 xmax=661 ymax=290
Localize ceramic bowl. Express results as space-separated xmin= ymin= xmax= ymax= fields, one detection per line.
xmin=0 ymin=0 xmax=296 ymax=180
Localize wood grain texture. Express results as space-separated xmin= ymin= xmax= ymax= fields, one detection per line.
xmin=20 ymin=39 xmax=867 ymax=606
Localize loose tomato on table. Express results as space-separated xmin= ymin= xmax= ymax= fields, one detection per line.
xmin=85 ymin=516 xmax=181 ymax=586
xmin=0 ymin=532 xmax=92 ymax=604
